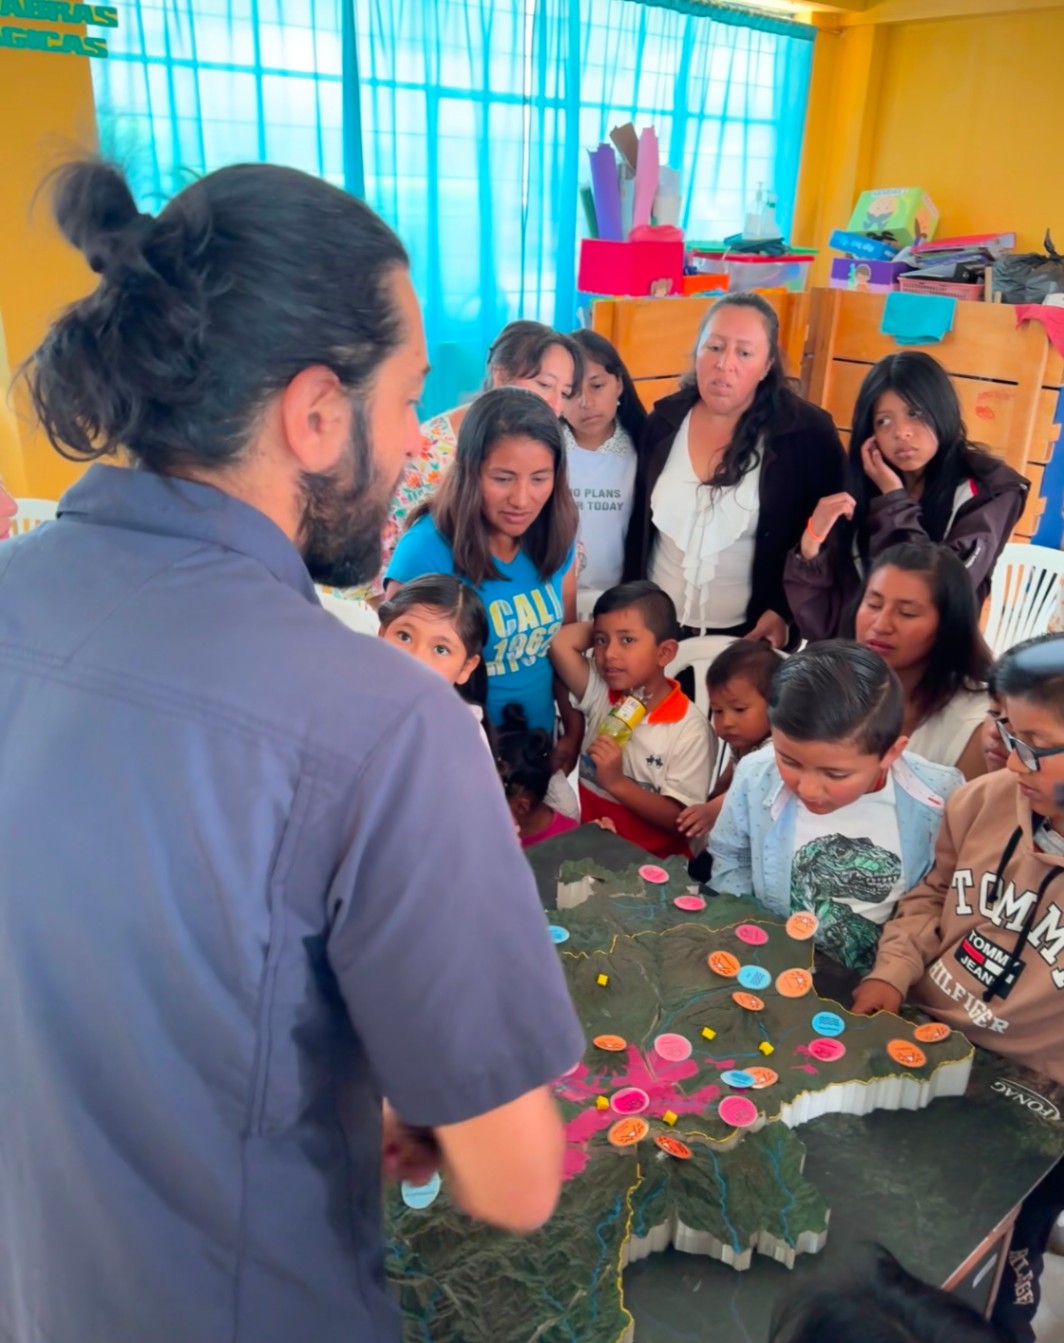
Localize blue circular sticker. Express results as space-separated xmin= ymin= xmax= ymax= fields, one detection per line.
xmin=401 ymin=1172 xmax=442 ymax=1210
xmin=549 ymin=925 xmax=570 ymax=944
xmin=737 ymin=965 xmax=772 ymax=991
xmin=811 ymin=1011 xmax=845 ymax=1037
xmin=720 ymin=1069 xmax=755 ymax=1089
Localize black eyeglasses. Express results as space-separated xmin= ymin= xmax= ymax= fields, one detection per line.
xmin=995 ymin=718 xmax=1064 ymax=773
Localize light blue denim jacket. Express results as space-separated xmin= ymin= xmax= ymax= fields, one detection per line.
xmin=709 ymin=744 xmax=964 ymax=918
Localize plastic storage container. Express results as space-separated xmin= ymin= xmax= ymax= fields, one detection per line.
xmin=723 ymin=253 xmax=816 ymax=294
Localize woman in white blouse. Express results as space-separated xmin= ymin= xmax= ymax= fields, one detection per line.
xmin=624 ymin=293 xmax=844 ymax=647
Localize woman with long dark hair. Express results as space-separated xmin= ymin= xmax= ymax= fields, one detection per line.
xmin=786 ymin=350 xmax=1027 ymax=641
xmin=385 ymin=386 xmax=580 ymax=742
xmin=624 ymin=292 xmax=845 ymax=648
xmin=849 ymin=542 xmax=992 ymax=779
xmin=561 ymin=328 xmax=646 ymax=592
xmin=363 ymin=320 xmax=581 ymax=598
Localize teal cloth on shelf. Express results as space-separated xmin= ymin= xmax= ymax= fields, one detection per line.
xmin=881 ymin=291 xmax=957 ymax=345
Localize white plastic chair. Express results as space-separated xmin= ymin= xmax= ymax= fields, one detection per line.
xmin=316 ymin=589 xmax=380 ymax=636
xmin=576 ymin=587 xmax=605 ymax=623
xmin=982 ymin=543 xmax=1064 ymax=656
xmin=665 ymin=635 xmax=739 ymax=716
xmin=10 ymin=497 xmax=57 ymax=536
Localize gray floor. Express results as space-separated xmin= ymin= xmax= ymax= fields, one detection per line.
xmin=1036 ymin=1253 xmax=1064 ymax=1342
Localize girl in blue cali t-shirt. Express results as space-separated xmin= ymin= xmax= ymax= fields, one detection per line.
xmin=386 ymin=386 xmax=580 ymax=745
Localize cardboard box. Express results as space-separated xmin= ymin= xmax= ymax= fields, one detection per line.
xmin=829 ymin=229 xmax=899 ymax=262
xmin=847 ymin=188 xmax=939 ymax=248
xmin=830 ymin=258 xmax=908 ymax=294
xmin=577 ymin=238 xmax=685 ymax=296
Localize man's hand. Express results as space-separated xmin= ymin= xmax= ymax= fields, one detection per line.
xmin=382 ymin=1101 xmax=441 ymax=1186
xmin=850 ymin=979 xmax=904 ymax=1017
xmin=587 ymin=735 xmax=624 ymax=791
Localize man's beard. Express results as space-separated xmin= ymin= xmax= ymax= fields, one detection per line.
xmin=298 ymin=402 xmax=395 ymax=589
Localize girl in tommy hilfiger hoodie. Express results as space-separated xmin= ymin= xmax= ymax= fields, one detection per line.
xmin=854 ymin=633 xmax=1064 ymax=1343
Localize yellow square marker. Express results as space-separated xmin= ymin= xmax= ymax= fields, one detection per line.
xmin=662 ymin=1110 xmax=678 ymax=1126
xmin=759 ymin=1042 xmax=775 ymax=1056
xmin=596 ymin=973 xmax=609 ymax=987
xmin=595 ymin=1096 xmax=609 ymax=1111
xmin=701 ymin=1026 xmax=716 ymax=1041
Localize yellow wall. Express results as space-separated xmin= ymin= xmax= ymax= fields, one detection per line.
xmin=795 ymin=5 xmax=1064 ymax=285
xmin=0 ymin=43 xmax=97 ymax=499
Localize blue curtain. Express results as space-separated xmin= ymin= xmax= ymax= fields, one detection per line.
xmin=93 ymin=0 xmax=813 ymax=411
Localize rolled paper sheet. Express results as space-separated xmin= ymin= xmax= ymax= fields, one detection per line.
xmin=653 ymin=195 xmax=681 ymax=227
xmin=589 ymin=143 xmax=623 ymax=242
xmin=632 ymin=127 xmax=660 ymax=231
xmin=620 ymin=173 xmax=635 ymax=239
xmin=580 ymin=184 xmax=598 ymax=238
xmin=659 ymin=165 xmax=681 ymax=197
xmin=609 ymin=121 xmax=640 ymax=174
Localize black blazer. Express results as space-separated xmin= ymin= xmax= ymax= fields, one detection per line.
xmin=623 ymin=385 xmax=846 ymax=629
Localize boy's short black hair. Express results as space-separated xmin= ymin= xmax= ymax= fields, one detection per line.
xmin=592 ymin=581 xmax=680 ymax=643
xmin=995 ymin=633 xmax=1064 ymax=719
xmin=769 ymin=640 xmax=904 ymax=757
xmin=706 ymin=640 xmax=783 ymax=701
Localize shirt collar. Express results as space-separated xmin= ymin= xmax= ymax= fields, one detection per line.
xmin=58 ymin=464 xmax=317 ymax=600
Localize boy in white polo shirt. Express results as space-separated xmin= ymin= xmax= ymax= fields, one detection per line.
xmin=550 ymin=581 xmax=712 ymax=858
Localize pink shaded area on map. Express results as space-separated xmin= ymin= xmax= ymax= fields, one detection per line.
xmin=555 ymin=1046 xmax=722 ymax=1179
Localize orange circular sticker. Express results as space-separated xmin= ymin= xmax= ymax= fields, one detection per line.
xmin=732 ymin=991 xmax=765 ymax=1011
xmin=786 ymin=911 xmax=819 ymax=941
xmin=655 ymin=1134 xmax=692 ymax=1160
xmin=776 ymin=968 xmax=813 ymax=998
xmin=594 ymin=1034 xmax=628 ymax=1052
xmin=747 ymin=1066 xmax=779 ymax=1089
xmin=887 ymin=1039 xmax=927 ymax=1069
xmin=708 ymin=950 xmax=741 ymax=978
xmin=608 ymin=1117 xmax=650 ymax=1147
xmin=914 ymin=1022 xmax=950 ymax=1044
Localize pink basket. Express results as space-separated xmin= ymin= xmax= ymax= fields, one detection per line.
xmin=897 ymin=275 xmax=984 ymax=302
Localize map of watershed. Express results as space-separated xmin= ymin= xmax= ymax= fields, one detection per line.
xmin=386 ymin=857 xmax=973 ymax=1343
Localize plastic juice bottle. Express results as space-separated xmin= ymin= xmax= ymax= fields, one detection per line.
xmin=597 ymin=690 xmax=647 ymax=746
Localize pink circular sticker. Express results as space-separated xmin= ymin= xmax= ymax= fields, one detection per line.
xmin=674 ymin=894 xmax=706 ymax=912
xmin=718 ymin=1096 xmax=759 ymax=1129
xmin=611 ymin=1087 xmax=650 ymax=1115
xmin=654 ymin=1033 xmax=693 ymax=1062
xmin=735 ymin=924 xmax=769 ymax=946
xmin=808 ymin=1038 xmax=846 ymax=1063
xmin=639 ymin=864 xmax=670 ymax=884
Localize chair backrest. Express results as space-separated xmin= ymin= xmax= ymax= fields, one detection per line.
xmin=576 ymin=587 xmax=605 ymax=623
xmin=664 ymin=634 xmax=738 ymax=716
xmin=9 ymin=498 xmax=58 ymax=536
xmin=316 ymin=590 xmax=381 ymax=636
xmin=983 ymin=543 xmax=1064 ymax=656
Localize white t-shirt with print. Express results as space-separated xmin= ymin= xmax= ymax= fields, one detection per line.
xmin=564 ymin=423 xmax=638 ymax=591
xmin=789 ymin=776 xmax=907 ymax=971
xmin=575 ymin=663 xmax=712 ymax=809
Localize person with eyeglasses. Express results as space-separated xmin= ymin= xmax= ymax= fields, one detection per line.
xmin=851 ymin=632 xmax=1064 ymax=1343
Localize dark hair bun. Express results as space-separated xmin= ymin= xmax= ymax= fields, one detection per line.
xmin=50 ymin=159 xmax=148 ymax=276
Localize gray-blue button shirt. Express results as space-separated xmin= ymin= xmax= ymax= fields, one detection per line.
xmin=0 ymin=465 xmax=584 ymax=1343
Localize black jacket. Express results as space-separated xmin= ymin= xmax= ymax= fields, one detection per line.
xmin=784 ymin=451 xmax=1029 ymax=642
xmin=623 ymin=385 xmax=846 ymax=629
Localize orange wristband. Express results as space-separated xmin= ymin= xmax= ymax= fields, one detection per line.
xmin=806 ymin=518 xmax=827 ymax=545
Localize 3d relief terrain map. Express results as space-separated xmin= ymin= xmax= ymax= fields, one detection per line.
xmin=386 ymin=857 xmax=973 ymax=1343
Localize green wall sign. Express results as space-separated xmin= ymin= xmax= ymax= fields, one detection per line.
xmin=0 ymin=0 xmax=118 ymax=57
